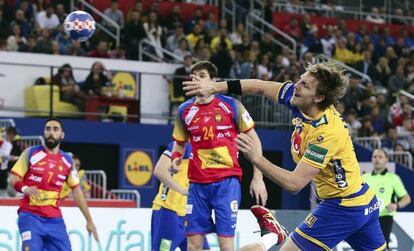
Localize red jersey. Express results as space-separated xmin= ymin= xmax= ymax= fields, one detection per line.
xmin=11 ymin=146 xmax=79 ymax=218
xmin=173 ymin=95 xmax=255 ymax=183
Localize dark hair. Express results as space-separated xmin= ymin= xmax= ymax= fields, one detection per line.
xmin=5 ymin=126 xmax=17 ymax=135
xmin=375 ymin=148 xmax=388 ymax=159
xmin=191 ymin=61 xmax=218 ymax=78
xmin=45 ymin=118 xmax=65 ymax=132
xmin=72 ymin=154 xmax=80 ymax=160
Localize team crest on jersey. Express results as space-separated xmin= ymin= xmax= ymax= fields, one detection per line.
xmin=230 ymin=200 xmax=239 ymax=212
xmin=215 ymin=112 xmax=222 ymax=122
xmin=304 ymin=213 xmax=317 ymax=228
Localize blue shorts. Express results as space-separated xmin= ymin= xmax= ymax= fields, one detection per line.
xmin=291 ymin=183 xmax=386 ymax=251
xmin=186 ymin=177 xmax=241 ymax=237
xmin=18 ymin=211 xmax=71 ymax=251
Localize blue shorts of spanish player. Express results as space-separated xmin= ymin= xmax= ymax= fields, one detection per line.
xmin=291 ymin=183 xmax=387 ymax=251
xmin=18 ymin=211 xmax=72 ymax=251
xmin=151 ymin=207 xmax=210 ymax=251
xmin=186 ymin=177 xmax=241 ymax=237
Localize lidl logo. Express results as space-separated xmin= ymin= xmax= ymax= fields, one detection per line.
xmin=124 ymin=151 xmax=153 ymax=186
xmin=112 ymin=72 xmax=137 ymax=98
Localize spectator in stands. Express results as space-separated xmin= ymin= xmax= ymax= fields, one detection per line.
xmin=186 ymin=23 xmax=204 ymax=49
xmin=123 ymin=10 xmax=146 ymax=60
xmin=84 ymin=61 xmax=112 ymax=96
xmin=364 ymin=149 xmax=411 ymax=249
xmin=260 ymin=32 xmax=279 ymax=59
xmin=52 ymin=63 xmax=85 ymax=111
xmin=401 ymin=29 xmax=414 ymax=49
xmin=68 ymin=40 xmax=86 ymax=56
xmin=321 ymin=25 xmax=336 ymax=56
xmin=234 ymin=33 xmax=250 ymax=56
xmin=55 ymin=3 xmax=67 ymax=24
xmin=300 ymin=13 xmax=313 ymax=36
xmin=345 ymin=110 xmax=361 ymax=138
xmin=392 ymin=103 xmax=412 ymax=127
xmin=162 ymin=5 xmax=182 ymax=32
xmin=17 ymin=35 xmax=35 ymax=52
xmin=171 ymin=54 xmax=192 ymax=113
xmin=391 ymin=8 xmax=406 ymax=25
xmin=185 ymin=8 xmax=203 ymax=34
xmin=388 ymin=65 xmax=407 ymax=98
xmin=285 ymin=0 xmax=304 ymax=14
xmin=384 ymin=46 xmax=398 ymax=72
xmin=174 ymin=38 xmax=192 ymax=62
xmin=333 ymin=37 xmax=353 ymax=65
xmin=0 ymin=127 xmax=16 ymax=196
xmin=350 ymin=42 xmax=364 ymax=65
xmin=210 ymin=40 xmax=233 ymax=78
xmin=6 ymin=24 xmax=27 ymax=51
xmin=282 ymin=18 xmax=302 ymax=42
xmin=34 ymin=29 xmax=53 ymax=54
xmin=54 ymin=25 xmax=72 ymax=55
xmin=365 ymin=7 xmax=385 ymax=24
xmin=203 ymin=11 xmax=218 ymax=38
xmin=193 ymin=39 xmax=210 ymax=61
xmin=370 ymin=105 xmax=389 ymax=135
xmin=230 ymin=23 xmax=245 ymax=46
xmin=272 ymin=55 xmax=287 ymax=82
xmin=342 ymin=75 xmax=363 ymax=112
xmin=166 ymin=25 xmax=188 ymax=53
xmin=143 ymin=11 xmax=164 ymax=59
xmin=372 ymin=57 xmax=392 ymax=87
xmin=126 ymin=1 xmax=144 ymax=22
xmin=88 ymin=41 xmax=110 ymax=58
xmin=358 ymin=116 xmax=377 ymax=137
xmin=36 ymin=5 xmax=60 ymax=30
xmin=210 ymin=28 xmax=232 ymax=53
xmin=355 ymin=50 xmax=376 ymax=76
xmin=10 ymin=9 xmax=31 ymax=38
xmin=397 ymin=119 xmax=414 ymax=152
xmin=240 ymin=50 xmax=257 ymax=79
xmin=109 ymin=46 xmax=126 ymax=59
xmin=229 ymin=49 xmax=243 ymax=79
xmin=51 ymin=40 xmax=60 ymax=55
xmin=0 ymin=0 xmax=11 ymax=22
xmin=18 ymin=0 xmax=35 ymax=25
xmin=104 ymin=0 xmax=124 ymax=29
xmin=382 ymin=27 xmax=395 ymax=47
xmin=355 ymin=24 xmax=368 ymax=43
xmin=256 ymin=54 xmax=273 ymax=80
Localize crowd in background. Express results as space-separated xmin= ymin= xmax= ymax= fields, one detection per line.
xmin=2 ymin=0 xmax=414 ymax=158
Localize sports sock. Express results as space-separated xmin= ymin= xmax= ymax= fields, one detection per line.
xmin=257 ymin=233 xmax=279 ymax=250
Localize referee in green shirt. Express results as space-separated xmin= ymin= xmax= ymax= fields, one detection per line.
xmin=364 ymin=149 xmax=411 ymax=248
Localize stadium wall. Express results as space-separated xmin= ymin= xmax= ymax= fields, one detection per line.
xmin=0 ymin=207 xmax=412 ymax=251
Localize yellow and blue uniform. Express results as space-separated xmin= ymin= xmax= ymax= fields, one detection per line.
xmin=151 ymin=142 xmax=210 ymax=251
xmin=11 ymin=145 xmax=79 ymax=251
xmin=276 ymin=82 xmax=386 ymax=250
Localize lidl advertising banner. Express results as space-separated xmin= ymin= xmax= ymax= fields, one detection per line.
xmin=0 ymin=207 xmax=413 ymax=251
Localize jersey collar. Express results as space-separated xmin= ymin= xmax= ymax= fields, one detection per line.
xmin=372 ymin=168 xmax=388 ymax=176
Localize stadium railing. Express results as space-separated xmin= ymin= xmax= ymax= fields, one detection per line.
xmin=85 ymin=170 xmax=107 ymax=199
xmin=106 ymin=189 xmax=141 ymax=208
xmin=388 ymin=152 xmax=413 ymax=170
xmin=20 ymin=136 xmax=45 ymax=147
xmin=0 ymin=119 xmax=16 ymax=128
xmin=354 ymin=136 xmax=382 ymax=150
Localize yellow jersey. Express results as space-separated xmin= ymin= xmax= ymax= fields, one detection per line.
xmin=152 ymin=142 xmax=191 ymax=216
xmin=277 ymin=82 xmax=368 ymax=203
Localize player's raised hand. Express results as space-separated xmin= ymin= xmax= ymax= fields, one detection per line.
xmin=86 ymin=220 xmax=99 ymax=241
xmin=183 ymin=74 xmax=215 ymax=97
xmin=170 ymin=157 xmax=182 ymax=174
xmin=236 ymin=133 xmax=262 ymax=163
xmin=23 ymin=186 xmax=42 ymax=201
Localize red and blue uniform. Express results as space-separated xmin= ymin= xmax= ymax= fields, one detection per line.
xmin=173 ymin=95 xmax=254 ymax=237
xmin=11 ymin=145 xmax=79 ymax=251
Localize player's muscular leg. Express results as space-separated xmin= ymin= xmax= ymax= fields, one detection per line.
xmin=218 ymin=236 xmax=234 ymax=251
xmin=187 ymin=235 xmax=205 ymax=251
xmin=279 ymin=237 xmax=301 ymax=251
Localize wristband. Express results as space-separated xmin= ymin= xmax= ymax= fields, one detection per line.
xmin=21 ymin=186 xmax=28 ymax=194
xmin=171 ymin=152 xmax=182 ymax=162
xmin=14 ymin=181 xmax=26 ymax=193
xmin=227 ymin=80 xmax=242 ymax=95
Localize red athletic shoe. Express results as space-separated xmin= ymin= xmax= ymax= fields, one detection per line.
xmin=250 ymin=205 xmax=288 ymax=245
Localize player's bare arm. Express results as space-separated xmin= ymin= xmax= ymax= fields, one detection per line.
xmin=10 ymin=173 xmax=42 ymax=200
xmin=183 ymin=75 xmax=283 ymax=102
xmin=171 ymin=141 xmax=185 ymax=173
xmin=72 ymin=185 xmax=99 ymax=241
xmin=245 ymin=129 xmax=268 ymax=206
xmin=237 ymin=133 xmax=320 ymax=194
xmin=154 ymin=154 xmax=188 ymax=195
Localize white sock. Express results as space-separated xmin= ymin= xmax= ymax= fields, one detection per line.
xmin=257 ymin=233 xmax=278 ymax=251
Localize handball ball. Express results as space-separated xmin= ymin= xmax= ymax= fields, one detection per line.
xmin=64 ymin=11 xmax=95 ymax=42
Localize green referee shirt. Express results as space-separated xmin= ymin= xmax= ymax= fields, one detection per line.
xmin=363 ymin=169 xmax=408 ymax=217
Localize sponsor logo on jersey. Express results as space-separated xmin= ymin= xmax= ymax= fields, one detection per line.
xmin=28 ymin=174 xmax=42 ymax=183
xmin=218 ymin=102 xmax=231 ymax=114
xmin=185 ymin=106 xmax=199 ymax=125
xmin=22 ymin=231 xmax=31 ymax=241
xmin=364 ymin=200 xmax=381 ymax=215
xmin=58 ymin=174 xmax=67 ymax=180
xmin=30 ymin=166 xmax=44 ymax=172
xmin=217 ymin=125 xmax=232 ymax=130
xmin=61 ymin=156 xmax=71 ymax=168
xmin=280 ymin=82 xmax=293 ymax=100
xmin=186 ymin=204 xmax=193 ymax=214
xmin=217 ymin=132 xmax=231 ymax=139
xmin=242 ymin=111 xmax=254 ymax=127
xmin=192 ymin=136 xmax=201 ymax=142
xmin=188 ymin=125 xmax=199 ymax=131
xmin=56 ymin=180 xmax=64 ymax=186
xmin=304 ymin=144 xmax=328 ymax=164
xmin=29 ymin=151 xmax=47 ymax=165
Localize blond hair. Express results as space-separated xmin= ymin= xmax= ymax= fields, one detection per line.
xmin=306 ymin=62 xmax=350 ymax=110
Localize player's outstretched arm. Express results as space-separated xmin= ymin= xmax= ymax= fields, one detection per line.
xmin=245 ymin=129 xmax=268 ymax=206
xmin=237 ymin=133 xmax=320 ymax=194
xmin=153 ymin=154 xmax=188 ymax=195
xmin=73 ymin=186 xmax=99 ymax=241
xmin=183 ymin=75 xmax=283 ymax=102
xmin=170 ymin=141 xmax=185 ymax=173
